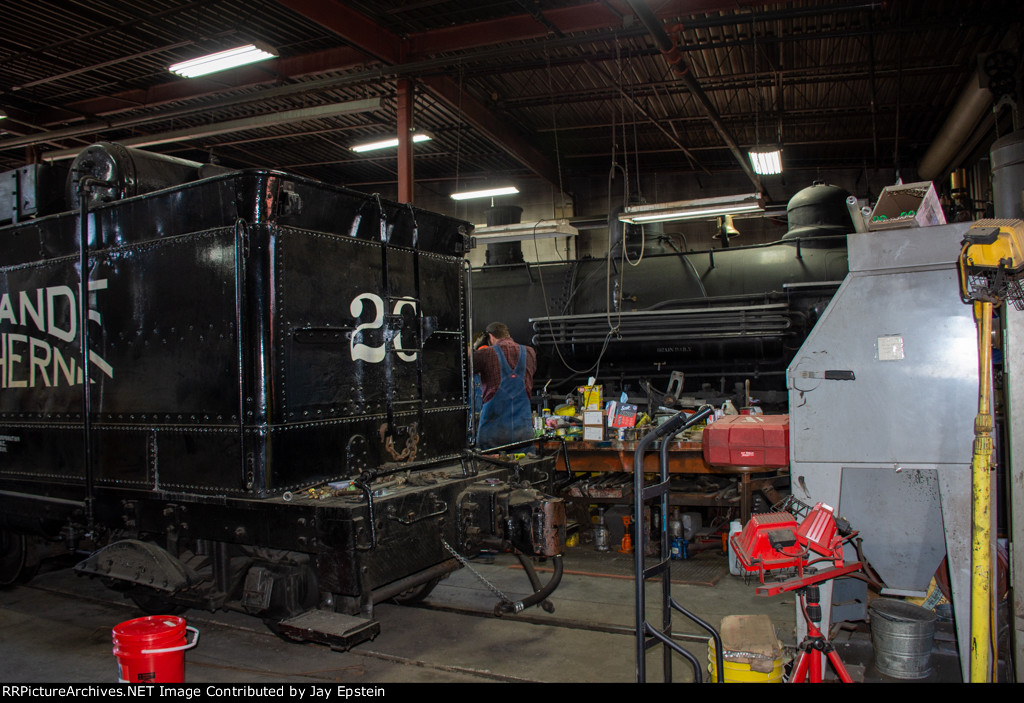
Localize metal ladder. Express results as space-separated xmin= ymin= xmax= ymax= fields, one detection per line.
xmin=632 ymin=406 xmax=724 ymax=683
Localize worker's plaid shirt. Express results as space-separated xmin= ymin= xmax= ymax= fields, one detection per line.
xmin=472 ymin=337 xmax=536 ymax=404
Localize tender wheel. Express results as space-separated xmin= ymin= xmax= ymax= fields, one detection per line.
xmin=389 ymin=576 xmax=440 ymax=605
xmin=0 ymin=530 xmax=37 ymax=588
xmin=129 ymin=587 xmax=188 ymax=615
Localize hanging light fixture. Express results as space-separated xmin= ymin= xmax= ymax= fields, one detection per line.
xmin=450 ymin=186 xmax=519 ymax=201
xmin=618 ymin=193 xmax=763 ymax=224
xmin=745 ymin=15 xmax=783 ymax=178
xmin=749 ymin=146 xmax=783 ymax=176
xmin=169 ymin=43 xmax=278 ymax=78
xmin=472 ymin=219 xmax=578 ymax=244
xmin=351 ymin=132 xmax=433 ymax=153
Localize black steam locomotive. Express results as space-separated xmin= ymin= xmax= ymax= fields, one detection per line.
xmin=470 ymin=184 xmax=856 ymax=410
xmin=0 ymin=144 xmax=565 ymax=649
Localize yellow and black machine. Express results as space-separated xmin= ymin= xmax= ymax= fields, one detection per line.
xmin=957 ymin=219 xmax=1024 ymax=683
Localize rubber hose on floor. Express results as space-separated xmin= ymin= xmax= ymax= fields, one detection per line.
xmin=495 ymin=555 xmax=564 ymax=615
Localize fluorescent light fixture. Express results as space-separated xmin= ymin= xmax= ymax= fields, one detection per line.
xmin=618 ymin=193 xmax=763 ymax=224
xmin=749 ymin=146 xmax=783 ymax=175
xmin=351 ymin=132 xmax=433 ymax=153
xmin=472 ymin=219 xmax=578 ymax=244
xmin=0 ymin=109 xmax=7 ymax=120
xmin=450 ymin=186 xmax=519 ymax=201
xmin=169 ymin=43 xmax=277 ymax=78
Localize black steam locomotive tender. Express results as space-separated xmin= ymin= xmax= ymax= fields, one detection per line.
xmin=0 ymin=147 xmax=566 ymax=649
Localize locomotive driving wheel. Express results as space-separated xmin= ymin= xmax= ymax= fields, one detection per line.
xmin=0 ymin=529 xmax=36 ymax=587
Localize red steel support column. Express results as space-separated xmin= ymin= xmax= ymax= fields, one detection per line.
xmin=397 ymin=79 xmax=414 ymax=203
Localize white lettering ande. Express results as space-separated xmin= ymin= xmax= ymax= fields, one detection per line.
xmin=0 ymin=280 xmax=113 ymax=388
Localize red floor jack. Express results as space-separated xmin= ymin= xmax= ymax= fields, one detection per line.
xmin=730 ymin=497 xmax=865 ymax=683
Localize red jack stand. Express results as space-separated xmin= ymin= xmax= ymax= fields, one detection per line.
xmin=619 ymin=516 xmax=633 ymax=553
xmin=789 ymin=584 xmax=854 ymax=683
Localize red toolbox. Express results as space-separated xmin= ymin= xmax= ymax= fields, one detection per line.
xmin=702 ymin=414 xmax=789 ymax=468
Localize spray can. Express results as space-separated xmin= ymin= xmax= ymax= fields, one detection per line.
xmin=594 ymin=507 xmax=610 ymax=552
xmin=728 ymin=519 xmax=743 ymax=576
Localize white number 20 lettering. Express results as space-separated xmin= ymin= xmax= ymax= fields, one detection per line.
xmin=349 ymin=293 xmax=418 ymax=363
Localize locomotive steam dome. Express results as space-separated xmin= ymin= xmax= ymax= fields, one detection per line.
xmin=783 ymin=182 xmax=856 ymax=239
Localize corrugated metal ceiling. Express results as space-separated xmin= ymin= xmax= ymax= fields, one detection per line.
xmin=0 ymin=0 xmax=1021 ymax=199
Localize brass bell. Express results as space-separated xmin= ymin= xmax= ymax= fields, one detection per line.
xmin=713 ymin=215 xmax=741 ymax=245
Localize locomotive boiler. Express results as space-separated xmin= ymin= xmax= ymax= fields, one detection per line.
xmin=0 ymin=144 xmax=565 ymax=649
xmin=470 ymin=184 xmax=856 ymax=410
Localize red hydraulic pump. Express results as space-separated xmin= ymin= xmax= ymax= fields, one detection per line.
xmin=730 ymin=497 xmax=859 ymax=591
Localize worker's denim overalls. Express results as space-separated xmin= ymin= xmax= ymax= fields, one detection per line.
xmin=476 ymin=345 xmax=534 ymax=450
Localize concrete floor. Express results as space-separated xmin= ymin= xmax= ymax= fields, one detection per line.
xmin=0 ymin=546 xmax=792 ymax=684
xmin=0 ymin=544 xmax=964 ymax=684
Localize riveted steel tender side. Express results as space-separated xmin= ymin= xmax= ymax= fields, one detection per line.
xmin=0 ymin=149 xmax=565 ymax=648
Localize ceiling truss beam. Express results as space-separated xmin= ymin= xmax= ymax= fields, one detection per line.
xmin=275 ymin=0 xmax=564 ymax=192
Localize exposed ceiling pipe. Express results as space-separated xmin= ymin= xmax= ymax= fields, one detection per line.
xmin=917 ymin=75 xmax=993 ymax=181
xmin=39 ymin=98 xmax=382 ymax=161
xmin=918 ymin=29 xmax=1021 ymax=182
xmin=625 ymin=0 xmax=763 ymax=192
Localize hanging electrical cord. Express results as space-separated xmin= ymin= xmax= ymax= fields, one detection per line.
xmin=604 ymin=39 xmax=629 ymax=337
xmin=623 ymin=224 xmax=646 ymax=266
xmin=752 ymin=11 xmax=761 ymax=154
xmin=526 ymin=41 xmax=628 ymax=383
xmin=661 ymin=237 xmax=708 ymax=298
xmin=623 ymin=46 xmax=646 ymax=268
xmin=546 ymin=43 xmax=568 ymax=230
xmin=533 ymin=188 xmax=618 ymax=377
xmin=629 ymin=42 xmax=643 ymax=208
xmin=453 ymin=61 xmax=464 ymax=200
xmin=535 ymin=237 xmax=617 ymax=378
xmin=528 ymin=41 xmax=617 ymax=380
xmin=605 ymin=162 xmax=626 ymax=335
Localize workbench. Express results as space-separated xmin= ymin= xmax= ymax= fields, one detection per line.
xmin=539 ymin=438 xmax=789 ymax=523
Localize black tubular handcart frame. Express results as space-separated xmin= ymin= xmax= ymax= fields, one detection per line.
xmin=632 ymin=407 xmax=723 ymax=683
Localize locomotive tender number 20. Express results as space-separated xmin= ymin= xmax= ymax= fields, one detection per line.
xmin=0 ymin=162 xmax=565 ymax=650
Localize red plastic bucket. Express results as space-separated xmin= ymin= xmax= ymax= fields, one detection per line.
xmin=112 ymin=615 xmax=198 ymax=683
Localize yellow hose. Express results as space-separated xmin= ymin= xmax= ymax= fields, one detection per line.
xmin=969 ymin=301 xmax=993 ymax=683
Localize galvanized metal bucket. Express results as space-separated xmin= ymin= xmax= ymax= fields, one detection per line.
xmin=869 ymin=598 xmax=937 ymax=679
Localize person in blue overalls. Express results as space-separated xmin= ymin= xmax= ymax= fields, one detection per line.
xmin=471 ymin=321 xmax=537 ymax=450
